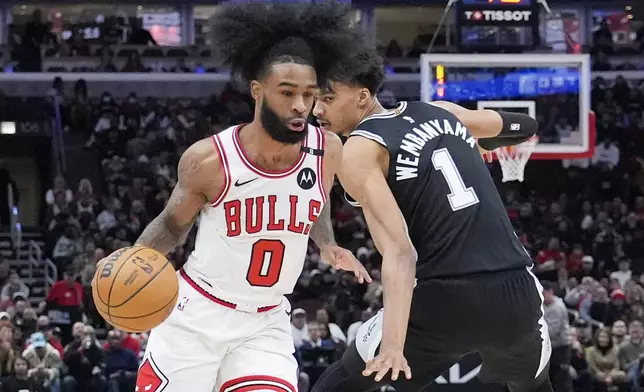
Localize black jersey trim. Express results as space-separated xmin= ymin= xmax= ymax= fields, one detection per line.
xmin=358 ymin=101 xmax=407 ymax=125
xmin=349 ymin=130 xmax=387 ymax=147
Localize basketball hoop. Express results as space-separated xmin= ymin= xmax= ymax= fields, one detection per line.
xmin=495 ymin=136 xmax=539 ymax=183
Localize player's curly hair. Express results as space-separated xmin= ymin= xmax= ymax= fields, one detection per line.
xmin=324 ymin=49 xmax=386 ymax=95
xmin=211 ymin=1 xmax=358 ymax=82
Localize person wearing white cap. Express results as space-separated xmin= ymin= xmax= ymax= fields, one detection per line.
xmin=291 ymin=308 xmax=309 ymax=348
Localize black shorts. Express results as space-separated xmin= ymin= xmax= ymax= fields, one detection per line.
xmin=331 ymin=267 xmax=551 ymax=392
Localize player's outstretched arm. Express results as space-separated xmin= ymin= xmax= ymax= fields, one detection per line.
xmin=136 ymin=138 xmax=221 ymax=262
xmin=339 ymin=136 xmax=416 ymax=382
xmin=430 ymin=101 xmax=538 ymax=149
xmin=311 ymin=132 xmax=371 ymax=283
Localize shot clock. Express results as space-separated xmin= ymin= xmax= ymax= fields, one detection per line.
xmin=457 ymin=0 xmax=540 ymax=51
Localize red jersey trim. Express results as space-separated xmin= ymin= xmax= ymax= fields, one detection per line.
xmin=316 ymin=127 xmax=327 ymax=204
xmin=232 ymin=124 xmax=308 ymax=179
xmin=210 ymin=134 xmax=232 ymax=207
xmin=220 ymin=375 xmax=296 ymax=392
xmin=179 ymin=269 xmax=278 ymax=313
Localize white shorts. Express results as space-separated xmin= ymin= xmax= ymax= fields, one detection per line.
xmin=135 ymin=272 xmax=299 ymax=392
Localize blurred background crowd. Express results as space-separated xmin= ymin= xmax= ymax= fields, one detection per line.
xmin=1 ymin=1 xmax=644 ymax=392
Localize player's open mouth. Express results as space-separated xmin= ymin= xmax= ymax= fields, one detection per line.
xmin=287 ymin=119 xmax=306 ymax=132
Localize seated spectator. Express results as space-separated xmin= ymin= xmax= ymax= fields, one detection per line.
xmin=315 ymin=309 xmax=346 ymax=344
xmin=36 ymin=316 xmax=63 ymax=358
xmin=592 ymin=138 xmax=620 ymax=171
xmin=299 ymin=321 xmax=336 ymax=386
xmin=62 ymin=322 xmax=106 ymax=392
xmin=0 ymin=332 xmax=16 ymax=378
xmin=619 ymin=320 xmax=644 ymax=382
xmin=45 ymin=176 xmax=73 ymax=207
xmin=612 ymin=320 xmax=628 ymax=346
xmin=44 ymin=267 xmax=84 ymax=345
xmin=536 ymin=237 xmax=566 ymax=281
xmin=611 ymin=259 xmax=633 ymax=289
xmin=0 ymin=271 xmax=30 ymax=308
xmin=586 ymin=328 xmax=628 ymax=392
xmin=0 ymin=355 xmax=49 ymax=392
xmin=291 ymin=308 xmax=308 ymax=348
xmin=102 ymin=329 xmax=140 ymax=357
xmin=22 ymin=332 xmax=62 ymax=391
xmin=103 ymin=330 xmax=138 ymax=392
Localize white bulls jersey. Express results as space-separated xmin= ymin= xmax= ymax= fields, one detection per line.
xmin=183 ymin=124 xmax=327 ymax=308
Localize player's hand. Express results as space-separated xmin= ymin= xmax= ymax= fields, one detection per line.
xmin=319 ymin=245 xmax=372 ymax=284
xmin=362 ymin=348 xmax=411 ymax=382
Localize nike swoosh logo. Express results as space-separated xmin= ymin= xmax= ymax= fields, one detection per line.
xmin=285 ymin=310 xmax=292 ymax=316
xmin=234 ymin=178 xmax=258 ymax=187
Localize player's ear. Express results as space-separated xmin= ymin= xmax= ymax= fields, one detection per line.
xmin=250 ymin=81 xmax=262 ymax=101
xmin=357 ymin=88 xmax=372 ymax=108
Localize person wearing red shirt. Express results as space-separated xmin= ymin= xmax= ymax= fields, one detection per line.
xmin=535 ymin=237 xmax=567 ymax=281
xmin=103 ymin=329 xmax=141 ymax=357
xmin=44 ymin=266 xmax=84 ymax=345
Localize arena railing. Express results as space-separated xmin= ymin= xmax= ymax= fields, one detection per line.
xmin=0 ymin=70 xmax=634 ymax=102
xmin=6 ymin=184 xmax=22 ymax=260
xmin=27 ymin=239 xmax=57 ymax=295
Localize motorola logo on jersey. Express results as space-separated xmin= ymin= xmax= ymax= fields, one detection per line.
xmin=464 ymin=10 xmax=532 ymax=22
xmin=297 ymin=168 xmax=316 ymax=190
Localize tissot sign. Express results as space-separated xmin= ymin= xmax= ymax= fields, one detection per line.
xmin=463 ymin=10 xmax=534 ymax=24
xmin=456 ymin=0 xmax=540 ymax=50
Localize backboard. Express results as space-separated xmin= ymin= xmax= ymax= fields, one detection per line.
xmin=420 ymin=54 xmax=595 ymax=160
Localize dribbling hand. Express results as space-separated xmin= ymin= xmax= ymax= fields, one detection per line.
xmin=319 ymin=245 xmax=372 ymax=284
xmin=362 ymin=348 xmax=412 ymax=382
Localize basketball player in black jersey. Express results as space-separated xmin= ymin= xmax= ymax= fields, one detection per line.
xmin=310 ymin=49 xmax=554 ymax=392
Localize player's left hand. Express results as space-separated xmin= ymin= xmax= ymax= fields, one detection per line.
xmin=319 ymin=245 xmax=372 ymax=284
xmin=363 ymin=348 xmax=412 ymax=382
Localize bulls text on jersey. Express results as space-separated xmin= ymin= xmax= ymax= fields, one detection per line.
xmin=395 ymin=117 xmax=476 ymax=181
xmin=223 ymin=195 xmax=322 ymax=237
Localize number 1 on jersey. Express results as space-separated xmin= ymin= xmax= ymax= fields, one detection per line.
xmin=431 ymin=148 xmax=479 ymax=211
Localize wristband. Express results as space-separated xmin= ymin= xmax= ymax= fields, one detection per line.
xmin=478 ymin=112 xmax=538 ymax=150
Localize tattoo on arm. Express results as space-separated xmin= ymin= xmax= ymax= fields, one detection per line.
xmin=309 ymin=203 xmax=337 ymax=248
xmin=135 ymin=149 xmax=204 ymax=261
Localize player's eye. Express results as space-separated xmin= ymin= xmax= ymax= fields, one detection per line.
xmin=281 ymin=91 xmax=293 ymax=97
xmin=323 ymin=96 xmax=334 ymax=103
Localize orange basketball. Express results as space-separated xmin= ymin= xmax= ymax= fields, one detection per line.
xmin=92 ymin=246 xmax=178 ymax=333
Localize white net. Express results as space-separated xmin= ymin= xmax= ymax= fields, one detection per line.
xmin=495 ymin=136 xmax=539 ymax=182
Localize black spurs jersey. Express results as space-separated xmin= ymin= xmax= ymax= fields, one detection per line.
xmin=348 ymin=101 xmax=532 ymax=279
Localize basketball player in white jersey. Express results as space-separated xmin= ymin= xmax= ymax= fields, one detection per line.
xmin=129 ymin=3 xmax=369 ymax=392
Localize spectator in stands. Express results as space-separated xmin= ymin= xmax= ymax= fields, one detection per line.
xmin=0 ymin=330 xmax=17 ymax=378
xmin=44 ymin=267 xmax=83 ymax=345
xmin=0 ymin=355 xmax=49 ymax=392
xmin=0 ymin=271 xmax=30 ymax=306
xmin=52 ymin=226 xmax=82 ymax=269
xmin=315 ymin=309 xmax=346 ymax=344
xmin=619 ymin=321 xmax=644 ymax=384
xmin=22 ymin=332 xmax=62 ymax=392
xmin=543 ymin=281 xmax=574 ymax=392
xmin=587 ymin=328 xmax=628 ymax=392
xmin=593 ymin=138 xmax=620 ymax=171
xmin=102 ymin=330 xmax=138 ymax=392
xmin=536 ymin=237 xmax=567 ymax=281
xmin=45 ymin=176 xmax=73 ymax=208
xmin=299 ymin=321 xmax=336 ymax=386
xmin=102 ymin=329 xmax=140 ymax=357
xmin=62 ymin=322 xmax=105 ymax=392
xmin=291 ymin=308 xmax=308 ymax=348
xmin=613 ymin=320 xmax=629 ymax=346
xmin=37 ymin=316 xmax=63 ymax=357
xmin=611 ymin=259 xmax=633 ymax=289
xmin=95 ymin=49 xmax=117 ymax=73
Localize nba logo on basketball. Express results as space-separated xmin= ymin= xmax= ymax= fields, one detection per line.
xmin=177 ymin=297 xmax=189 ymax=311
